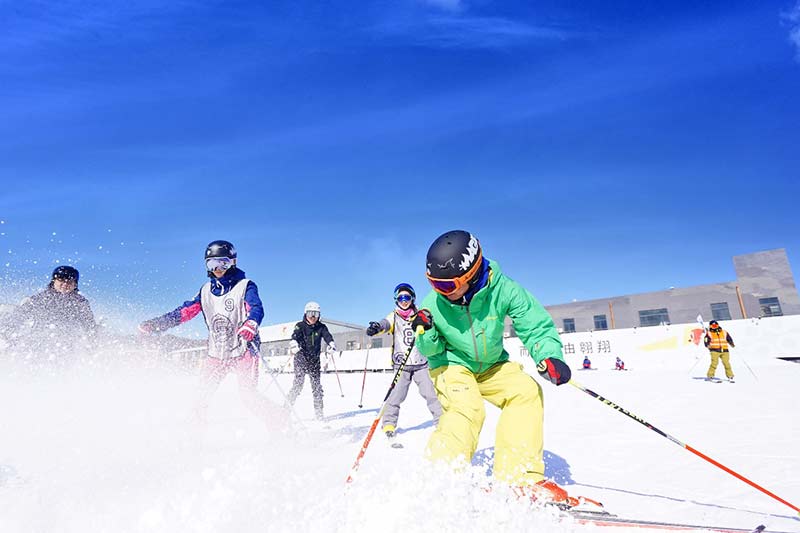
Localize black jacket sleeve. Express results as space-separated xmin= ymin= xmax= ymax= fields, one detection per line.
xmin=75 ymin=295 xmax=97 ymax=335
xmin=291 ymin=323 xmax=303 ymax=343
xmin=292 ymin=321 xmax=311 ymax=354
xmin=0 ymin=308 xmax=19 ymax=338
xmin=0 ymin=295 xmax=40 ymax=337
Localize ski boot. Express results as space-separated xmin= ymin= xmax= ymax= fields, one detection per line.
xmin=515 ymin=480 xmax=579 ymax=508
xmin=515 ymin=480 xmax=605 ymax=513
xmin=383 ymin=425 xmax=403 ymax=448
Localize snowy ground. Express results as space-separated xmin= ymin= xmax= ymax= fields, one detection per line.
xmin=1 ymin=350 xmax=798 ymax=533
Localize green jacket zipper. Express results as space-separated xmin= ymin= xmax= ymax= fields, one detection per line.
xmin=465 ymin=306 xmax=482 ymax=372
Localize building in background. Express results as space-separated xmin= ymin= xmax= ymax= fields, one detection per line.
xmin=535 ymin=249 xmax=800 ymax=334
xmin=256 ymin=249 xmax=798 ymax=343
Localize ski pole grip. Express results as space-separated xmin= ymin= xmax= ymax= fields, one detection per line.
xmin=416 ymin=325 xmax=425 ymax=335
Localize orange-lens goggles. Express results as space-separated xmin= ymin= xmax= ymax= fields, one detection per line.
xmin=426 ymin=251 xmax=483 ymax=296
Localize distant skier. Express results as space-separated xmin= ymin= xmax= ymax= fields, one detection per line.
xmin=583 ymin=356 xmax=592 ymax=369
xmin=414 ymin=230 xmax=583 ymax=508
xmin=0 ymin=265 xmax=97 ymax=364
xmin=615 ymin=357 xmax=625 ymax=371
xmin=285 ymin=301 xmax=337 ymax=420
xmin=365 ymin=283 xmax=441 ymax=445
xmin=704 ymin=320 xmax=735 ymax=382
xmin=138 ymin=240 xmax=286 ymax=428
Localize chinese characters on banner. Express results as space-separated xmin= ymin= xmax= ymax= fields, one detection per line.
xmin=520 ymin=339 xmax=613 ymax=358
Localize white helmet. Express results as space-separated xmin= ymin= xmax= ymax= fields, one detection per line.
xmin=304 ymin=301 xmax=321 ymax=314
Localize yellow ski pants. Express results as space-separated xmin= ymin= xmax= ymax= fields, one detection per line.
xmin=707 ymin=350 xmax=734 ymax=380
xmin=426 ymin=361 xmax=545 ymax=485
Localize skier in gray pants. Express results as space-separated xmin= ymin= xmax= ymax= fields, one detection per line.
xmin=366 ymin=283 xmax=442 ymax=442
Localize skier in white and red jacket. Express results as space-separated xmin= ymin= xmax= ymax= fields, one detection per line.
xmin=139 ymin=240 xmax=286 ymax=429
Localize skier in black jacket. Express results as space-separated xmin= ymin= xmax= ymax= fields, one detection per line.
xmin=285 ymin=301 xmax=336 ymax=420
xmin=0 ymin=266 xmax=97 ymax=364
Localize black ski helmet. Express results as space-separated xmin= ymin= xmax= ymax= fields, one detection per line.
xmin=52 ymin=265 xmax=79 ymax=283
xmin=394 ymin=282 xmax=416 ymax=300
xmin=205 ymin=240 xmax=237 ymax=260
xmin=426 ymin=230 xmax=482 ymax=281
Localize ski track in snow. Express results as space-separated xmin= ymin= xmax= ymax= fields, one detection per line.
xmin=0 ymin=350 xmax=799 ymax=533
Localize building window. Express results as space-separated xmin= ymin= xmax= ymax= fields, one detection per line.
xmin=759 ymin=297 xmax=783 ymax=317
xmin=710 ymin=302 xmax=731 ymax=321
xmin=346 ymin=340 xmax=359 ymax=350
xmin=638 ymin=308 xmax=670 ymax=327
xmin=593 ymin=314 xmax=608 ymax=330
xmin=370 ymin=338 xmax=383 ymax=348
xmin=563 ymin=318 xmax=575 ymax=333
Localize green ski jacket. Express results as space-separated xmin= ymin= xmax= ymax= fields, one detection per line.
xmin=417 ymin=259 xmax=564 ymax=373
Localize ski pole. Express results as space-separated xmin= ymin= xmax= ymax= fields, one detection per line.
xmin=569 ymin=380 xmax=800 ymax=515
xmin=249 ymin=342 xmax=306 ymax=430
xmin=686 ymin=356 xmax=702 ymax=376
xmin=262 ymin=354 xmax=295 ymax=393
xmin=263 ymin=364 xmax=307 ymax=430
xmin=358 ymin=345 xmax=371 ymax=409
xmin=330 ymin=349 xmax=345 ymax=398
xmin=738 ymin=352 xmax=758 ymax=381
xmin=345 ymin=328 xmax=421 ymax=485
xmin=688 ymin=320 xmax=708 ymax=376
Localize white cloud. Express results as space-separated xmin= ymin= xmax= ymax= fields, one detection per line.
xmin=784 ymin=0 xmax=800 ymax=61
xmin=0 ymin=0 xmax=199 ymax=50
xmin=425 ymin=15 xmax=568 ymax=48
xmin=421 ymin=0 xmax=464 ymax=12
xmin=372 ymin=14 xmax=571 ymax=50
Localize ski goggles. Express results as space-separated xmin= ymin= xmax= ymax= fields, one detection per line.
xmin=305 ymin=310 xmax=320 ymax=318
xmin=395 ymin=293 xmax=414 ymax=303
xmin=425 ymin=252 xmax=483 ymax=296
xmin=206 ymin=257 xmax=234 ymax=272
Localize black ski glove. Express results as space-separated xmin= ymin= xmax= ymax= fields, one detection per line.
xmin=411 ymin=309 xmax=433 ymax=332
xmin=366 ymin=321 xmax=382 ymax=336
xmin=537 ymin=358 xmax=571 ymax=386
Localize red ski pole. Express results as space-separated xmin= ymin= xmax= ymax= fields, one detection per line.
xmin=358 ymin=345 xmax=371 ymax=409
xmin=570 ymin=380 xmax=800 ymax=516
xmin=345 ymin=330 xmax=420 ymax=484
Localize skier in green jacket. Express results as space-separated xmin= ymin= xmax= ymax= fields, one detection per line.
xmin=412 ymin=230 xmax=575 ymax=506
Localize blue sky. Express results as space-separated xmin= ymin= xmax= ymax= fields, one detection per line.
xmin=1 ymin=0 xmax=799 ymax=336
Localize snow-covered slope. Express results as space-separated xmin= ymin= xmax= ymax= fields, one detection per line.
xmin=1 ymin=336 xmax=798 ymax=533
